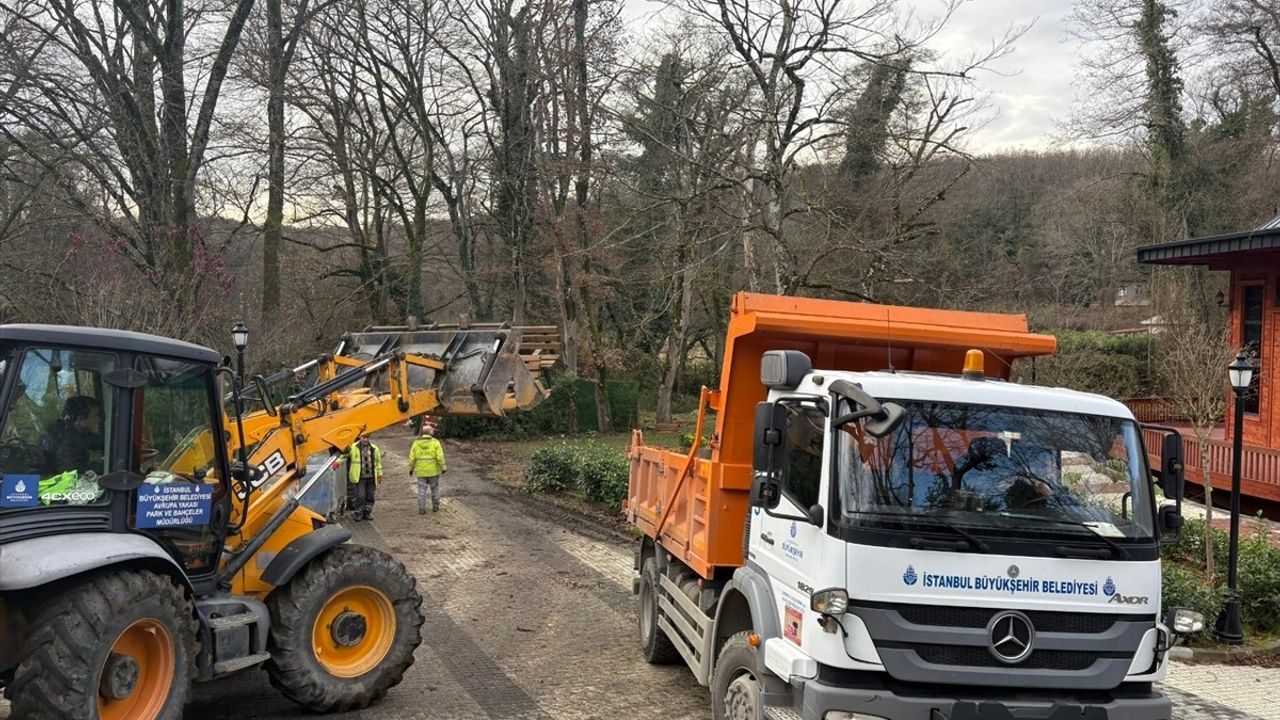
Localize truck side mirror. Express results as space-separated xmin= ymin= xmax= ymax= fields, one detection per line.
xmin=1159 ymin=504 xmax=1183 ymax=544
xmin=750 ymin=402 xmax=787 ymax=509
xmin=1161 ymin=432 xmax=1185 ymax=505
xmin=865 ymin=402 xmax=906 ymax=438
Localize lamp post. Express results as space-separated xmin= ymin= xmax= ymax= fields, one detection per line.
xmin=1214 ymin=351 xmax=1254 ymax=645
xmin=231 ymin=321 xmax=249 ymax=382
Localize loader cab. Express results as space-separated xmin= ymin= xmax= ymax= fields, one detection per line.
xmin=0 ymin=325 xmax=234 ymax=580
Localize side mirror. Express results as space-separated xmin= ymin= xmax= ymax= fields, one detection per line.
xmin=253 ymin=374 xmax=279 ymax=417
xmin=750 ymin=401 xmax=788 ymax=509
xmin=866 ymin=402 xmax=906 ymax=438
xmin=749 ymin=471 xmax=781 ymax=510
xmin=1158 ymin=504 xmax=1183 ymax=544
xmin=1161 ymin=432 xmax=1185 ymax=506
xmin=752 ymin=401 xmax=788 ymax=474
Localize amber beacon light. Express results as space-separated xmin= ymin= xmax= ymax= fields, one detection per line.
xmin=962 ymin=349 xmax=985 ymax=380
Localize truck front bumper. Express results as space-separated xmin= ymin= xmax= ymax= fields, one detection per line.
xmin=785 ymin=677 xmax=1172 ymax=720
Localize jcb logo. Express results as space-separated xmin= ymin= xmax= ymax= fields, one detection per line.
xmin=1108 ymin=593 xmax=1149 ymax=605
xmin=235 ymin=450 xmax=287 ymax=499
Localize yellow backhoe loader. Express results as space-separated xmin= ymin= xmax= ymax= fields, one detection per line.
xmin=0 ymin=321 xmax=556 ymax=719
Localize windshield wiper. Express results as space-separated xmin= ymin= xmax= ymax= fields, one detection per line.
xmin=905 ymin=516 xmax=991 ymax=553
xmin=854 ymin=510 xmax=992 ymax=553
xmin=994 ymin=512 xmax=1124 ymax=558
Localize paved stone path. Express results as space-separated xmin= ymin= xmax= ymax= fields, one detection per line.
xmin=2 ymin=427 xmax=1276 ymax=719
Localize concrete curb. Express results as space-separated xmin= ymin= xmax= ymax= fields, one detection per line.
xmin=1170 ymin=639 xmax=1280 ymax=664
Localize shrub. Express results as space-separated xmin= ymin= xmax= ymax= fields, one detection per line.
xmin=1161 ymin=564 xmax=1225 ymax=627
xmin=522 ymin=441 xmax=630 ymax=507
xmin=524 ymin=443 xmax=579 ymax=494
xmin=576 ymin=450 xmax=630 ymax=505
xmin=1160 ymin=517 xmax=1280 ymax=636
xmin=1011 ymin=329 xmax=1158 ymax=398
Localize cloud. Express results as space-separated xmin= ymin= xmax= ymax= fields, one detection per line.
xmin=619 ymin=0 xmax=1085 ymax=153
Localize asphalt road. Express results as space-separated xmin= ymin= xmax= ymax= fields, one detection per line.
xmin=1 ymin=428 xmax=1269 ymax=719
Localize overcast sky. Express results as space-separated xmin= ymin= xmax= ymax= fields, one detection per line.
xmin=930 ymin=0 xmax=1081 ymax=152
xmin=621 ymin=0 xmax=1084 ymax=154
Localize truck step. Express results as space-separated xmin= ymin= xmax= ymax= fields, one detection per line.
xmin=764 ymin=707 xmax=803 ymax=720
xmin=207 ymin=612 xmax=259 ymax=630
xmin=213 ymin=652 xmax=270 ymax=676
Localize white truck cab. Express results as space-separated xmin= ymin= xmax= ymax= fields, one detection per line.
xmin=737 ymin=350 xmax=1201 ymax=720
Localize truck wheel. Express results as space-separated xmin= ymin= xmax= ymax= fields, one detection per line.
xmin=266 ymin=544 xmax=424 ymax=712
xmin=711 ymin=631 xmax=762 ymax=720
xmin=639 ymin=558 xmax=679 ymax=664
xmin=7 ymin=569 xmax=196 ymax=720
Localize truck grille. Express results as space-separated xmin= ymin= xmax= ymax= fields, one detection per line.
xmin=913 ymin=644 xmax=1102 ymax=671
xmin=890 ymin=603 xmax=1150 ymax=634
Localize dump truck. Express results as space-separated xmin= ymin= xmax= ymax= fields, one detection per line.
xmin=0 ymin=321 xmax=552 ymax=719
xmin=626 ymin=292 xmax=1202 ymax=720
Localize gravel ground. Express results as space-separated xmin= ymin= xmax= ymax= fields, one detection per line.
xmin=1 ymin=427 xmax=1273 ymax=719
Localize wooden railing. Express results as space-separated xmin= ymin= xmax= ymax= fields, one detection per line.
xmin=1142 ymin=427 xmax=1280 ymax=504
xmin=1125 ymin=397 xmax=1188 ymax=424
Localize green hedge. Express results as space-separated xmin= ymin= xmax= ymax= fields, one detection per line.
xmin=441 ymin=376 xmax=639 ymax=439
xmin=1161 ymin=517 xmax=1280 ymax=637
xmin=524 ymin=441 xmax=630 ymax=506
xmin=438 ymin=377 xmax=578 ymax=439
xmin=1013 ymin=329 xmax=1157 ymax=398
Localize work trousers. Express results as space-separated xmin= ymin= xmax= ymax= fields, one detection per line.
xmin=348 ymin=475 xmax=376 ymax=517
xmin=416 ymin=475 xmax=440 ymax=512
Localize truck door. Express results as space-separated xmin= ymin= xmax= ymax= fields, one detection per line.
xmin=750 ymin=400 xmax=827 ymax=650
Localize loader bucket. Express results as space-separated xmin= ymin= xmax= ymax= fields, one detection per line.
xmin=340 ymin=324 xmax=557 ymax=417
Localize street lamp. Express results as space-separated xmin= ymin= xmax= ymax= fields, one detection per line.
xmin=232 ymin=321 xmax=249 ymax=381
xmin=1215 ymin=351 xmax=1255 ymax=645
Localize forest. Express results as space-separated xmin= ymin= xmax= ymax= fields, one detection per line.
xmin=1 ymin=0 xmax=1278 ymax=422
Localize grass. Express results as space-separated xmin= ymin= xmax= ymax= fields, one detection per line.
xmin=470 ymin=430 xmax=684 ymax=461
xmin=456 ymin=429 xmax=687 ymax=536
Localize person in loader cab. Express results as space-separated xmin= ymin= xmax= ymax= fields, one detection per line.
xmin=42 ymin=395 xmax=103 ymax=473
xmin=408 ymin=419 xmax=446 ymax=516
xmin=347 ymin=433 xmax=383 ymax=521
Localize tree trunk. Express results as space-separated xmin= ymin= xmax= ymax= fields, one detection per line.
xmin=657 ymin=210 xmax=694 ymax=425
xmin=261 ymin=0 xmax=285 ymax=320
xmin=1199 ymin=439 xmax=1215 ymax=578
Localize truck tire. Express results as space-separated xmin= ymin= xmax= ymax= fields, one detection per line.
xmin=265 ymin=544 xmax=423 ymax=712
xmin=639 ymin=558 xmax=680 ymax=664
xmin=6 ymin=569 xmax=197 ymax=720
xmin=711 ymin=630 xmax=762 ymax=720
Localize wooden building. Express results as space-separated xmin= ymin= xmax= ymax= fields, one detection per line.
xmin=1134 ymin=214 xmax=1280 ymax=509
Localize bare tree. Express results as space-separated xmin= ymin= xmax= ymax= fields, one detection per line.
xmin=1157 ymin=278 xmax=1234 ymax=577
xmin=1202 ymin=0 xmax=1280 ymax=102
xmin=0 ymin=0 xmax=257 ymax=306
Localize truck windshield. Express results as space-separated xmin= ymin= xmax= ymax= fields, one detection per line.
xmin=835 ymin=400 xmax=1155 ymax=542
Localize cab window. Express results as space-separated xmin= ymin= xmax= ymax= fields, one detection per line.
xmin=0 ymin=347 xmax=115 ymax=508
xmin=136 ymin=357 xmax=221 ymax=486
xmin=781 ymin=402 xmax=825 ymax=510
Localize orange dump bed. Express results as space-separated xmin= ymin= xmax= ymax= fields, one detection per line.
xmin=625 ymin=292 xmax=1057 ymax=580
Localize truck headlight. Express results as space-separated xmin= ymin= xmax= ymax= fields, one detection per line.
xmin=825 ymin=713 xmax=888 ymax=720
xmin=811 ymin=588 xmax=849 ymax=615
xmin=1168 ymin=607 xmax=1205 ymax=634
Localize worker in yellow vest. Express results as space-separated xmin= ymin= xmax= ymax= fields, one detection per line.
xmin=346 ymin=433 xmax=383 ymax=521
xmin=408 ymin=419 xmax=446 ymax=516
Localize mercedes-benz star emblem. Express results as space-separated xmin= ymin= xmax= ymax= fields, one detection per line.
xmin=987 ymin=611 xmax=1035 ymax=664
xmin=1007 ymin=564 xmax=1020 ymax=579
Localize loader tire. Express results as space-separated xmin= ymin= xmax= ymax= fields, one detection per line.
xmin=6 ymin=569 xmax=197 ymax=720
xmin=638 ymin=558 xmax=680 ymax=664
xmin=265 ymin=543 xmax=423 ymax=712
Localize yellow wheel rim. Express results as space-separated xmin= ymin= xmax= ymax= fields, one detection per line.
xmin=311 ymin=585 xmax=396 ymax=678
xmin=97 ymin=619 xmax=175 ymax=720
